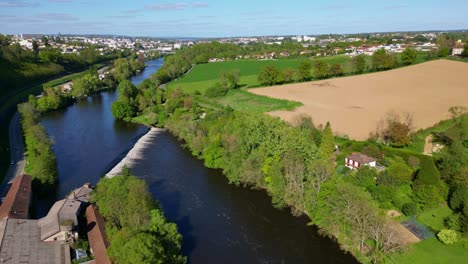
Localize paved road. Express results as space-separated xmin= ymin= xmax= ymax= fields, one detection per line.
xmin=0 ymin=112 xmax=25 ymax=199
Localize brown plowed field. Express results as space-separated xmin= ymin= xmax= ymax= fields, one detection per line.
xmin=250 ymin=59 xmax=468 ymax=140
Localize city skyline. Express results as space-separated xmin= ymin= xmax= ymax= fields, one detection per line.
xmin=1 ymin=0 xmax=468 ymax=37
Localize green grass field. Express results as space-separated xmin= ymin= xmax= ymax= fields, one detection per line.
xmin=169 ymin=56 xmax=351 ymax=93
xmin=417 ymin=205 xmax=453 ymax=231
xmin=393 ymin=237 xmax=467 ymax=264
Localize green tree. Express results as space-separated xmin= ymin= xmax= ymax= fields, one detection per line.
xmin=319 ymin=122 xmax=334 ymax=160
xmin=329 ymin=63 xmax=344 ymax=77
xmin=437 ymin=229 xmax=458 ymax=245
xmin=414 ymin=158 xmax=441 ymax=186
xmin=32 ymin=40 xmax=39 ymax=56
xmin=387 ymin=161 xmax=413 ymax=183
xmin=282 ymin=68 xmax=297 ymax=83
xmin=372 ymin=49 xmax=395 ymax=71
xmin=313 ymin=60 xmax=329 ymax=79
xmin=220 ymin=69 xmax=240 ymax=89
xmin=401 ymin=47 xmax=417 ymax=65
xmin=297 ymin=60 xmax=312 ymax=81
xmin=112 ymin=101 xmax=136 ymax=120
xmin=462 ymin=43 xmax=468 ymax=58
xmin=258 ymin=65 xmax=280 ymax=86
xmin=352 ymin=54 xmax=366 ymax=74
xmin=117 ymin=80 xmax=138 ymax=100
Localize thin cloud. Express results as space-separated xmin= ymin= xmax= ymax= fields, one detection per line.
xmin=144 ymin=3 xmax=188 ymax=11
xmin=192 ymin=2 xmax=208 ymax=8
xmin=323 ymin=3 xmax=353 ymax=10
xmin=48 ymin=0 xmax=73 ymax=3
xmin=37 ymin=12 xmax=79 ymax=21
xmin=0 ymin=0 xmax=39 ymax=7
xmin=384 ymin=5 xmax=409 ymax=10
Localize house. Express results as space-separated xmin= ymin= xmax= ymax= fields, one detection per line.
xmin=86 ymin=205 xmax=111 ymax=264
xmin=345 ymin=153 xmax=377 ymax=169
xmin=39 ymin=184 xmax=93 ymax=242
xmin=452 ymin=44 xmax=465 ymax=56
xmin=0 ymin=174 xmax=32 ymax=220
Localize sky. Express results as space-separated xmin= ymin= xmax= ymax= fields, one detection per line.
xmin=0 ymin=0 xmax=468 ymax=37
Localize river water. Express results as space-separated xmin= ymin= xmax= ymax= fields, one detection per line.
xmin=41 ymin=58 xmax=357 ymax=263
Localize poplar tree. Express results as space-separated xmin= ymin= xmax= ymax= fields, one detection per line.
xmin=319 ymin=122 xmax=335 ymax=160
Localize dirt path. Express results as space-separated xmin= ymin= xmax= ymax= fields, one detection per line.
xmin=423 ymin=135 xmax=434 ymax=155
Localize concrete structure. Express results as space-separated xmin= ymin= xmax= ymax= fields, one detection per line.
xmin=86 ymin=205 xmax=111 ymax=264
xmin=345 ymin=153 xmax=377 ymax=169
xmin=0 ymin=174 xmax=31 ymax=220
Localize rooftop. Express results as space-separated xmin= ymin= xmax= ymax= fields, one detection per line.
xmin=0 ymin=218 xmax=70 ymax=264
xmin=86 ymin=205 xmax=111 ymax=264
xmin=0 ymin=174 xmax=32 ymax=220
xmin=346 ymin=153 xmax=377 ymax=164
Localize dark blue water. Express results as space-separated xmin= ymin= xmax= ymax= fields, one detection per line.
xmin=41 ymin=57 xmax=357 ymax=263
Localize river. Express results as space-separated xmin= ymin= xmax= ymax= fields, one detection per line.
xmin=41 ymin=58 xmax=357 ymax=263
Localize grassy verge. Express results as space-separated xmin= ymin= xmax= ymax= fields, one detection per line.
xmin=406 ymin=114 xmax=467 ymax=153
xmin=394 ymin=237 xmax=467 ymax=264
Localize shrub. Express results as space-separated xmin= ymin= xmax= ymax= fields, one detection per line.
xmin=402 ymin=202 xmax=420 ymax=216
xmin=444 ymin=214 xmax=461 ymax=231
xmin=205 ymin=82 xmax=228 ymax=98
xmin=437 ymin=229 xmax=458 ymax=245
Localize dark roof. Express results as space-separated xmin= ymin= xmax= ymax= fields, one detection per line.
xmin=346 ymin=153 xmax=376 ymax=164
xmin=86 ymin=205 xmax=111 ymax=264
xmin=0 ymin=174 xmax=32 ymax=220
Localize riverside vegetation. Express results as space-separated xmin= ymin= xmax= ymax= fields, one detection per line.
xmin=113 ymin=41 xmax=468 ymax=263
xmin=92 ymin=168 xmax=186 ymax=264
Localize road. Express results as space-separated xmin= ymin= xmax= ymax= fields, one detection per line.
xmin=0 ymin=112 xmax=25 ymax=199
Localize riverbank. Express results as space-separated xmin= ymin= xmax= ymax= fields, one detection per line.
xmin=106 ymin=127 xmax=165 ymax=178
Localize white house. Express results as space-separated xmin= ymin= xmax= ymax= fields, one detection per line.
xmin=345 ymin=153 xmax=377 ymax=169
xmin=452 ymin=43 xmax=465 ymax=56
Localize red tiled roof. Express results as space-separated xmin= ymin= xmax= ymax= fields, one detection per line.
xmin=86 ymin=205 xmax=111 ymax=264
xmin=346 ymin=153 xmax=376 ymax=164
xmin=0 ymin=174 xmax=31 ymax=220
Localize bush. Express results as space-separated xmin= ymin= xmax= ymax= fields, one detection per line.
xmin=444 ymin=214 xmax=461 ymax=231
xmin=205 ymin=82 xmax=228 ymax=98
xmin=402 ymin=202 xmax=420 ymax=216
xmin=437 ymin=229 xmax=458 ymax=245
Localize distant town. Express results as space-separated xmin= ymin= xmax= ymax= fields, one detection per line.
xmin=10 ymin=31 xmax=467 ymax=60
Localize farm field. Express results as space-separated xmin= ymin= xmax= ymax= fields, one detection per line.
xmin=168 ymin=56 xmax=351 ymax=94
xmin=250 ymin=59 xmax=468 ymax=140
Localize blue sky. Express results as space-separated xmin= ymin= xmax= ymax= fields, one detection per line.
xmin=0 ymin=0 xmax=467 ymax=37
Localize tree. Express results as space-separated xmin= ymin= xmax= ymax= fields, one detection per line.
xmin=282 ymin=68 xmax=297 ymax=83
xmin=437 ymin=229 xmax=458 ymax=245
xmin=462 ymin=43 xmax=468 ymax=58
xmin=414 ymin=158 xmax=441 ymax=186
xmin=41 ymin=36 xmax=49 ymax=47
xmin=387 ymin=161 xmax=413 ymax=183
xmin=297 ymin=60 xmax=312 ymax=81
xmin=352 ymin=54 xmax=366 ymax=74
xmin=112 ymin=101 xmax=136 ymax=120
xmin=319 ymin=122 xmax=334 ymax=160
xmin=372 ymin=49 xmax=395 ymax=71
xmin=117 ymin=80 xmax=138 ymax=100
xmin=258 ymin=65 xmax=280 ymax=86
xmin=329 ymin=63 xmax=344 ymax=76
xmin=205 ymin=82 xmax=228 ymax=98
xmin=220 ymin=69 xmax=240 ymax=89
xmin=313 ymin=60 xmax=329 ymax=79
xmin=401 ymin=47 xmax=417 ymax=65
xmin=402 ymin=202 xmax=419 ymax=216
xmin=383 ymin=121 xmax=410 ymax=147
xmin=32 ymin=40 xmax=39 ymax=56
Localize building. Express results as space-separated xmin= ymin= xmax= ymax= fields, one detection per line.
xmin=0 ymin=218 xmax=71 ymax=264
xmin=345 ymin=153 xmax=377 ymax=169
xmin=86 ymin=205 xmax=111 ymax=264
xmin=0 ymin=174 xmax=31 ymax=220
xmin=39 ymin=184 xmax=93 ymax=242
xmin=0 ymin=174 xmax=70 ymax=264
xmin=452 ymin=44 xmax=465 ymax=56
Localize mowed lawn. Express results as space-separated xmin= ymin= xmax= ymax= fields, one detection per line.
xmin=168 ymin=56 xmax=350 ymax=94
